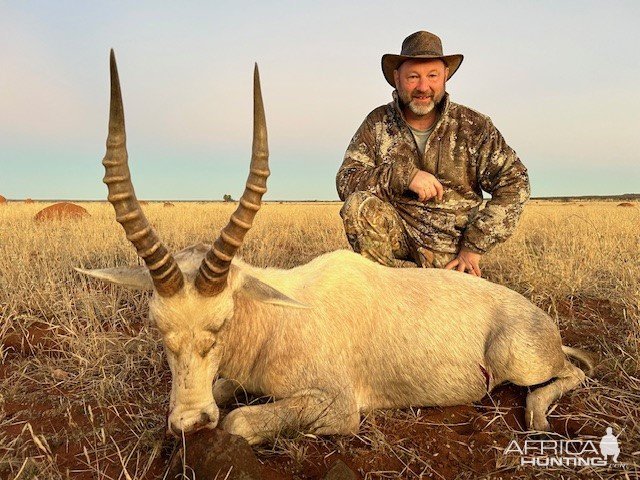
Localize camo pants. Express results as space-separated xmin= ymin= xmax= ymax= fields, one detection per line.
xmin=340 ymin=191 xmax=457 ymax=268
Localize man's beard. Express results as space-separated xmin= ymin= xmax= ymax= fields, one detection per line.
xmin=398 ymin=88 xmax=445 ymax=116
xmin=408 ymin=98 xmax=435 ymax=116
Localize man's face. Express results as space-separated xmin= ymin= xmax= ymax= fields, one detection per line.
xmin=394 ymin=59 xmax=448 ymax=116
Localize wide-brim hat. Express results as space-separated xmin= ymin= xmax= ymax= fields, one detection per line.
xmin=381 ymin=31 xmax=463 ymax=88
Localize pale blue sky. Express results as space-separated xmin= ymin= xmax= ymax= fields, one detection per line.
xmin=1 ymin=1 xmax=638 ymax=200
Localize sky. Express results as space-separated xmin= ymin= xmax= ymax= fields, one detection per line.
xmin=1 ymin=1 xmax=639 ymax=201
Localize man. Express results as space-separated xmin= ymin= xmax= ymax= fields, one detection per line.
xmin=336 ymin=30 xmax=530 ymax=276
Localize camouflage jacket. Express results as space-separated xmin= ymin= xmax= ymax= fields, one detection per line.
xmin=336 ymin=92 xmax=530 ymax=254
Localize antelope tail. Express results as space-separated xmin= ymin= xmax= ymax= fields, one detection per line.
xmin=562 ymin=345 xmax=596 ymax=376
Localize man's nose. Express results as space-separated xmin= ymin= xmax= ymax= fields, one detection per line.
xmin=414 ymin=77 xmax=431 ymax=93
xmin=416 ymin=77 xmax=432 ymax=92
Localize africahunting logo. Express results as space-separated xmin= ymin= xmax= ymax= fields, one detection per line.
xmin=504 ymin=426 xmax=626 ymax=468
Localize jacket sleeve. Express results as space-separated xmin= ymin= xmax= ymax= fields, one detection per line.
xmin=336 ymin=112 xmax=418 ymax=201
xmin=462 ymin=119 xmax=530 ymax=254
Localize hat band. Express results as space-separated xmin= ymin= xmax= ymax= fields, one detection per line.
xmin=404 ymin=49 xmax=442 ymax=56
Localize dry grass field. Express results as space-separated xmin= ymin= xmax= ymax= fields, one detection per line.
xmin=0 ymin=200 xmax=638 ymax=479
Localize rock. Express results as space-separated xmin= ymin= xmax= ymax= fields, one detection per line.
xmin=52 ymin=368 xmax=70 ymax=380
xmin=34 ymin=202 xmax=90 ymax=221
xmin=166 ymin=428 xmax=262 ymax=480
xmin=164 ymin=202 xmax=175 ymax=207
xmin=324 ymin=459 xmax=358 ymax=480
xmin=617 ymin=202 xmax=635 ymax=207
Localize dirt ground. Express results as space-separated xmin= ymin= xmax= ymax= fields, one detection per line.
xmin=1 ymin=298 xmax=636 ymax=479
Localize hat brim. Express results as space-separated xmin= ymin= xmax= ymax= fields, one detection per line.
xmin=381 ymin=53 xmax=463 ymax=88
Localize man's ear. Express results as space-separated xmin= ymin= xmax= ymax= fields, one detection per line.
xmin=239 ymin=274 xmax=310 ymax=309
xmin=75 ymin=266 xmax=153 ymax=291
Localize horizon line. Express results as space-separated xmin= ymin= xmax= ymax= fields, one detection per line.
xmin=2 ymin=194 xmax=639 ymax=203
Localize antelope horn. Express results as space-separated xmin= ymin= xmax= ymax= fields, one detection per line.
xmin=195 ymin=64 xmax=269 ymax=296
xmin=102 ymin=50 xmax=184 ymax=297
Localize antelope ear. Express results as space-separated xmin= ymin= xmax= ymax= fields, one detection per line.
xmin=75 ymin=266 xmax=153 ymax=291
xmin=239 ymin=275 xmax=310 ymax=309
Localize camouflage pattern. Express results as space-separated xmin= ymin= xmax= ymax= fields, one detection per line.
xmin=336 ymin=91 xmax=530 ymax=261
xmin=340 ymin=191 xmax=457 ymax=268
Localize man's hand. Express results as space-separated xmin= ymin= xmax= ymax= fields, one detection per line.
xmin=409 ymin=170 xmax=443 ymax=202
xmin=445 ymin=248 xmax=482 ymax=276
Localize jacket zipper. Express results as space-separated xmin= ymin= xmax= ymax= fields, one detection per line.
xmin=394 ymin=92 xmax=450 ymax=173
xmin=435 ymin=135 xmax=442 ymax=175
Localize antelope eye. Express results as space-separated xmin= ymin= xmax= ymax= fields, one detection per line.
xmin=163 ymin=332 xmax=180 ymax=354
xmin=198 ymin=333 xmax=216 ymax=357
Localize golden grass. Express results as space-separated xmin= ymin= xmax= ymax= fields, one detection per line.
xmin=1 ymin=200 xmax=638 ymax=479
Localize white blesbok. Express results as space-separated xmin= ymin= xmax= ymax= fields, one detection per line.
xmin=77 ymin=51 xmax=594 ymax=445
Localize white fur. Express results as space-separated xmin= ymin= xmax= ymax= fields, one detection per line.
xmin=78 ymin=244 xmax=593 ymax=444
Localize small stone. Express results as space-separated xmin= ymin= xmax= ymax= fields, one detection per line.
xmin=324 ymin=459 xmax=358 ymax=480
xmin=166 ymin=428 xmax=261 ymax=480
xmin=52 ymin=369 xmax=70 ymax=380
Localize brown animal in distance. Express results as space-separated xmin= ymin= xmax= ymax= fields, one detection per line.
xmin=76 ymin=51 xmax=594 ymax=445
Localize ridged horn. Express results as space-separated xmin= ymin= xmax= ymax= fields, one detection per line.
xmin=102 ymin=50 xmax=184 ymax=297
xmin=195 ymin=64 xmax=269 ymax=296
